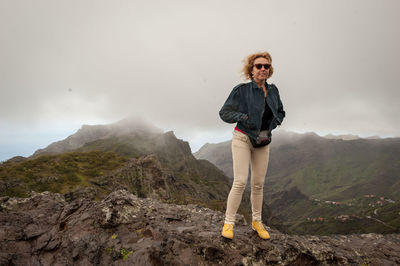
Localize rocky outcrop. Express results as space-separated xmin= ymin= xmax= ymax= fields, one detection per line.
xmin=87 ymin=154 xmax=230 ymax=204
xmin=1 ymin=190 xmax=399 ymax=265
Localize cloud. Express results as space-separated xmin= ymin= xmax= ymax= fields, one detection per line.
xmin=1 ymin=0 xmax=399 ymax=160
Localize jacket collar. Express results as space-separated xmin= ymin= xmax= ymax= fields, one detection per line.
xmin=251 ymin=79 xmax=269 ymax=91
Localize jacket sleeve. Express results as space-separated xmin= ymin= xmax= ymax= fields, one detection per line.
xmin=275 ymin=86 xmax=286 ymax=125
xmin=219 ymin=86 xmax=248 ymax=124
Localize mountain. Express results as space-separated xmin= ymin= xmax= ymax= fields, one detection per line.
xmin=194 ymin=130 xmax=400 ymax=234
xmin=194 ymin=140 xmax=233 ymax=178
xmin=323 ymin=133 xmax=360 ymax=140
xmin=31 ymin=117 xmax=163 ymax=157
xmin=1 ymin=190 xmax=399 ymax=265
xmin=0 ymin=119 xmax=232 ymax=214
xmin=323 ymin=133 xmax=381 ymax=141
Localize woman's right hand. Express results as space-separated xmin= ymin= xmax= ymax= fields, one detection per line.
xmin=242 ymin=115 xmax=256 ymax=129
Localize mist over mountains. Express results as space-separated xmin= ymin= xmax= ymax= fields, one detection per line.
xmin=194 ymin=130 xmax=400 ymax=234
xmin=31 ymin=117 xmax=163 ymax=158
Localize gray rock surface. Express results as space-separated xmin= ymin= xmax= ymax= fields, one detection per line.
xmin=1 ymin=190 xmax=400 ymax=265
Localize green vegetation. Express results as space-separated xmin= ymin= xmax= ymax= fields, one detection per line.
xmin=268 ymin=194 xmax=400 ymax=235
xmin=0 ymin=132 xmax=232 ymax=217
xmin=104 ymin=246 xmax=133 ymax=261
xmin=0 ymin=151 xmax=128 ymax=197
xmin=105 ymin=247 xmax=113 ymax=255
xmin=259 ymin=137 xmax=400 ymax=235
xmin=267 ymin=153 xmax=397 ymax=202
xmin=75 ymin=133 xmax=231 ymax=207
xmin=120 ymin=248 xmax=133 ymax=260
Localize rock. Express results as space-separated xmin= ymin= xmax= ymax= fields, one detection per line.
xmin=64 ymin=186 xmax=98 ymax=202
xmin=1 ymin=190 xmax=400 ymax=265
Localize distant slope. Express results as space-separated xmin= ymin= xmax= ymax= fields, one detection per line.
xmin=267 ymin=131 xmax=400 ymax=201
xmin=194 ymin=130 xmax=400 ymax=234
xmin=195 ymin=130 xmax=400 ymax=200
xmin=194 ymin=140 xmax=232 ymax=178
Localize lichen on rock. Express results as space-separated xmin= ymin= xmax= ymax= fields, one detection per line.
xmin=1 ymin=189 xmax=400 ymax=265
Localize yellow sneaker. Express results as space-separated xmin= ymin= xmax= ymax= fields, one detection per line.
xmin=221 ymin=223 xmax=234 ymax=239
xmin=252 ymin=221 xmax=270 ymax=239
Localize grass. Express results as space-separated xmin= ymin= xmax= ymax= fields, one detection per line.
xmin=0 ymin=151 xmax=128 ymax=197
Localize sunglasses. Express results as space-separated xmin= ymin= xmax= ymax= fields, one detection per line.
xmin=254 ymin=64 xmax=271 ymax=70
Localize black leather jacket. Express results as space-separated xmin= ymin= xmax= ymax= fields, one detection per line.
xmin=219 ymin=80 xmax=285 ymax=140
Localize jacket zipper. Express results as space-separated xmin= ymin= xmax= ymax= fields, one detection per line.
xmin=257 ymin=89 xmax=266 ymax=136
xmin=265 ymin=94 xmax=280 ymax=131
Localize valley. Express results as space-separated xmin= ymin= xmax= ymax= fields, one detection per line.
xmin=195 ymin=130 xmax=400 ymax=235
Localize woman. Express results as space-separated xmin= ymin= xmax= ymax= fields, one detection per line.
xmin=219 ymin=52 xmax=285 ymax=239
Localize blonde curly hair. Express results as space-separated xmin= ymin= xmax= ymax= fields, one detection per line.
xmin=242 ymin=52 xmax=274 ymax=80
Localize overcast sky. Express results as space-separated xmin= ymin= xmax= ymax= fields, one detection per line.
xmin=1 ymin=0 xmax=399 ymax=161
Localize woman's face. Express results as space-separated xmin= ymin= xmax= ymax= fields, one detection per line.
xmin=251 ymin=57 xmax=270 ymax=82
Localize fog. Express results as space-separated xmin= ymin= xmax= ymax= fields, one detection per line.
xmin=1 ymin=0 xmax=400 ymax=161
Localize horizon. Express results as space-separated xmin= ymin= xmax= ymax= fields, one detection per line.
xmin=1 ymin=118 xmax=398 ymax=162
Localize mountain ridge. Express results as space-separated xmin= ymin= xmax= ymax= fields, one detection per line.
xmin=31 ymin=117 xmax=163 ymax=158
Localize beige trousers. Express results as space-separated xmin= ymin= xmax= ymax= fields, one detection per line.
xmin=224 ymin=130 xmax=270 ymax=224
